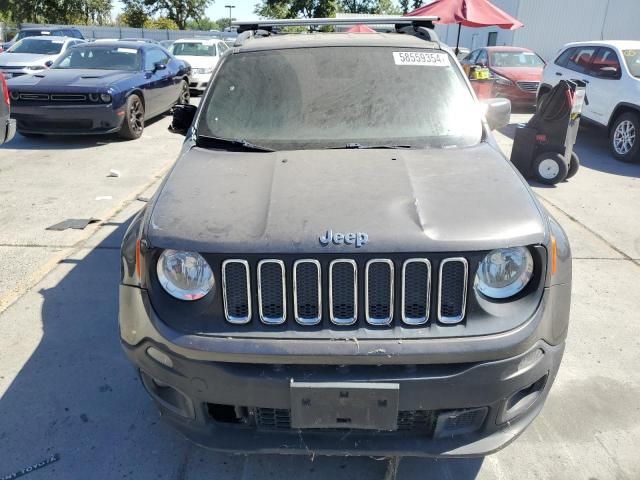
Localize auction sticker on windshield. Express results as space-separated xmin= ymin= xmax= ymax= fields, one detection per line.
xmin=393 ymin=51 xmax=449 ymax=66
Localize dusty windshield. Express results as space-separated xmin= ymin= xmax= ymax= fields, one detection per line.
xmin=622 ymin=50 xmax=640 ymax=78
xmin=198 ymin=46 xmax=482 ymax=150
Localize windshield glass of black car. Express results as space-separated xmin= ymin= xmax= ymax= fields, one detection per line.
xmin=8 ymin=38 xmax=64 ymax=55
xmin=198 ymin=47 xmax=482 ymax=150
xmin=52 ymin=47 xmax=141 ymax=71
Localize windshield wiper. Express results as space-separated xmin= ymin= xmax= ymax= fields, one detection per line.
xmin=326 ymin=143 xmax=413 ymax=150
xmin=196 ymin=135 xmax=274 ymax=152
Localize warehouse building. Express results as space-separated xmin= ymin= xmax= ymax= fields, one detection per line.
xmin=436 ymin=0 xmax=640 ymax=61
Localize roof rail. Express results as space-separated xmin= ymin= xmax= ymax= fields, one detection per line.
xmin=233 ymin=16 xmax=438 ymax=33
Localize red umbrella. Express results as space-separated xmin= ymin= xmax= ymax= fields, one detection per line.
xmin=345 ymin=24 xmax=377 ymax=33
xmin=406 ymin=0 xmax=523 ymax=53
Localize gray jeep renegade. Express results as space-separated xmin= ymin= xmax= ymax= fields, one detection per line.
xmin=119 ymin=17 xmax=571 ymax=458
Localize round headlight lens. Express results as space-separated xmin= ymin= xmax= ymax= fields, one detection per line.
xmin=474 ymin=247 xmax=533 ymax=299
xmin=157 ymin=250 xmax=214 ymax=301
xmin=89 ymin=93 xmax=100 ymax=102
xmin=100 ymin=93 xmax=112 ymax=103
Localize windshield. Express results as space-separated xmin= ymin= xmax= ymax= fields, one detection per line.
xmin=172 ymin=42 xmax=216 ymax=56
xmin=8 ymin=38 xmax=64 ymax=55
xmin=14 ymin=30 xmax=54 ymax=42
xmin=52 ymin=46 xmax=141 ymax=71
xmin=198 ymin=47 xmax=482 ymax=150
xmin=622 ymin=50 xmax=640 ymax=78
xmin=490 ymin=51 xmax=544 ymax=68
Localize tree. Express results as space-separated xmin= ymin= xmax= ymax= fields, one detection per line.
xmin=214 ymin=16 xmax=236 ymax=31
xmin=255 ymin=0 xmax=337 ymax=19
xmin=121 ymin=0 xmax=213 ymax=30
xmin=119 ymin=2 xmax=148 ymax=27
xmin=412 ymin=0 xmax=422 ymax=9
xmin=1 ymin=0 xmax=112 ymax=24
xmin=144 ymin=17 xmax=179 ymax=29
xmin=339 ymin=0 xmax=376 ymax=13
xmin=374 ymin=0 xmax=401 ymax=14
xmin=399 ymin=0 xmax=410 ymax=14
xmin=186 ymin=17 xmax=218 ymax=30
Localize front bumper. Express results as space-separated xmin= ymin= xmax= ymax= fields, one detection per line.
xmin=189 ymin=73 xmax=211 ymax=92
xmin=11 ymin=103 xmax=124 ymax=135
xmin=120 ymin=284 xmax=569 ymax=457
xmin=493 ymin=83 xmax=537 ymax=105
xmin=123 ymin=338 xmax=563 ymax=457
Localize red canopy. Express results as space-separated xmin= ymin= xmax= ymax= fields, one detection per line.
xmin=407 ymin=0 xmax=523 ymax=30
xmin=345 ymin=24 xmax=377 ymax=33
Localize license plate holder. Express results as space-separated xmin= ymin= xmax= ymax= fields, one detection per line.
xmin=290 ymin=381 xmax=399 ymax=431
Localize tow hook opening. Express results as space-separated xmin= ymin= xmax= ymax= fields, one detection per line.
xmin=207 ymin=403 xmax=249 ymax=424
xmin=500 ymin=373 xmax=549 ymax=424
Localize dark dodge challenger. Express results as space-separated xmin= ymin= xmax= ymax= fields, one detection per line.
xmin=7 ymin=41 xmax=191 ymax=139
xmin=120 ymin=18 xmax=572 ymax=458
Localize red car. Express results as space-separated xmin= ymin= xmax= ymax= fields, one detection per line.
xmin=462 ymin=46 xmax=545 ymax=105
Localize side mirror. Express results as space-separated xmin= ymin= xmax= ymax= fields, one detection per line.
xmin=154 ymin=62 xmax=167 ymax=71
xmin=482 ymin=98 xmax=511 ymax=130
xmin=170 ymin=104 xmax=197 ymax=135
xmin=44 ymin=60 xmax=53 ymax=67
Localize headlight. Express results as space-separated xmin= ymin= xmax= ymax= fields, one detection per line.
xmin=474 ymin=247 xmax=533 ymax=299
xmin=100 ymin=93 xmax=112 ymax=103
xmin=89 ymin=93 xmax=100 ymax=102
xmin=25 ymin=65 xmax=46 ymax=70
xmin=194 ymin=67 xmax=214 ymax=74
xmin=494 ymin=74 xmax=514 ymax=86
xmin=157 ymin=250 xmax=214 ymax=301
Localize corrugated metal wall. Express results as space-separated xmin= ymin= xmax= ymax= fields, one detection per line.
xmin=513 ymin=0 xmax=640 ymax=61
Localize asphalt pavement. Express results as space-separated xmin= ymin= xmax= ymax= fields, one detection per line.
xmin=0 ymin=109 xmax=639 ymax=479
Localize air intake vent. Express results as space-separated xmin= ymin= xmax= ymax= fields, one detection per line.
xmin=329 ymin=259 xmax=357 ymax=325
xmin=222 ymin=260 xmax=251 ymax=324
xmin=258 ymin=260 xmax=286 ymax=324
xmin=365 ymin=259 xmax=394 ymax=325
xmin=402 ymin=259 xmax=431 ymax=325
xmin=293 ymin=260 xmax=321 ymax=325
xmin=438 ymin=258 xmax=468 ymax=324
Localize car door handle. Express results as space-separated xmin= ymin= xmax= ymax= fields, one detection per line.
xmin=555 ymin=72 xmax=563 ymax=76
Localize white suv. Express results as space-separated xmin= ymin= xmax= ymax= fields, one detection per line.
xmin=170 ymin=38 xmax=230 ymax=93
xmin=539 ymin=41 xmax=640 ymax=163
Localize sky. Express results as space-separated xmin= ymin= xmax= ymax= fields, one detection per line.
xmin=111 ymin=0 xmax=259 ymax=21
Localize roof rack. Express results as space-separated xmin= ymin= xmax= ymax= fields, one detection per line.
xmin=233 ymin=16 xmax=438 ymax=34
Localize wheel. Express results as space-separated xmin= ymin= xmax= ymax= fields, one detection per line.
xmin=609 ymin=112 xmax=640 ymax=163
xmin=533 ymin=152 xmax=568 ymax=185
xmin=566 ymin=152 xmax=580 ymax=179
xmin=118 ymin=94 xmax=145 ymax=140
xmin=178 ymin=79 xmax=190 ymax=105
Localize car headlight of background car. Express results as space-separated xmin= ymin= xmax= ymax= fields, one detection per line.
xmin=474 ymin=247 xmax=534 ymax=299
xmin=493 ymin=74 xmax=514 ymax=86
xmin=193 ymin=67 xmax=214 ymax=75
xmin=157 ymin=249 xmax=215 ymax=301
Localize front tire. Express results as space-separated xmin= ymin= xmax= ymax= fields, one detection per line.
xmin=118 ymin=94 xmax=145 ymax=140
xmin=609 ymin=112 xmax=640 ymax=163
xmin=178 ymin=79 xmax=190 ymax=105
xmin=533 ymin=152 xmax=568 ymax=185
xmin=566 ymin=152 xmax=580 ymax=179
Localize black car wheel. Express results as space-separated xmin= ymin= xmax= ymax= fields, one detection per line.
xmin=609 ymin=112 xmax=640 ymax=163
xmin=119 ymin=94 xmax=145 ymax=140
xmin=178 ymin=80 xmax=190 ymax=105
xmin=566 ymin=152 xmax=580 ymax=179
xmin=533 ymin=152 xmax=568 ymax=185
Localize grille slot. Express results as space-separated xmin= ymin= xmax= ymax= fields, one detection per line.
xmin=329 ymin=260 xmax=358 ymax=325
xmin=19 ymin=93 xmax=49 ymax=101
xmin=222 ymin=260 xmax=251 ymax=324
xmin=517 ymin=81 xmax=539 ymax=92
xmin=438 ymin=258 xmax=468 ymax=324
xmin=293 ymin=260 xmax=321 ymax=325
xmin=50 ymin=93 xmax=87 ymax=101
xmin=257 ymin=260 xmax=286 ymax=325
xmin=401 ymin=259 xmax=431 ymax=325
xmin=365 ymin=259 xmax=394 ymax=325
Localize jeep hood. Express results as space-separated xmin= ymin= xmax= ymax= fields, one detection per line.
xmin=147 ymin=144 xmax=546 ymax=253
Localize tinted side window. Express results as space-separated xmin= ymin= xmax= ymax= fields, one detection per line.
xmin=476 ymin=49 xmax=488 ymax=66
xmin=566 ymin=46 xmax=597 ymax=74
xmin=464 ymin=50 xmax=479 ymax=64
xmin=555 ymin=47 xmax=575 ymax=67
xmin=144 ymin=49 xmax=170 ymax=70
xmin=589 ymin=47 xmax=621 ymax=79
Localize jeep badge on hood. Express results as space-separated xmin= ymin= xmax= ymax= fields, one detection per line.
xmin=319 ymin=230 xmax=368 ymax=248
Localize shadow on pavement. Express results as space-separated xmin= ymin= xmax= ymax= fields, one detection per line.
xmin=0 ymin=214 xmax=484 ymax=480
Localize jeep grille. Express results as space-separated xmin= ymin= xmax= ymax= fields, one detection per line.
xmin=221 ymin=256 xmax=469 ymax=327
